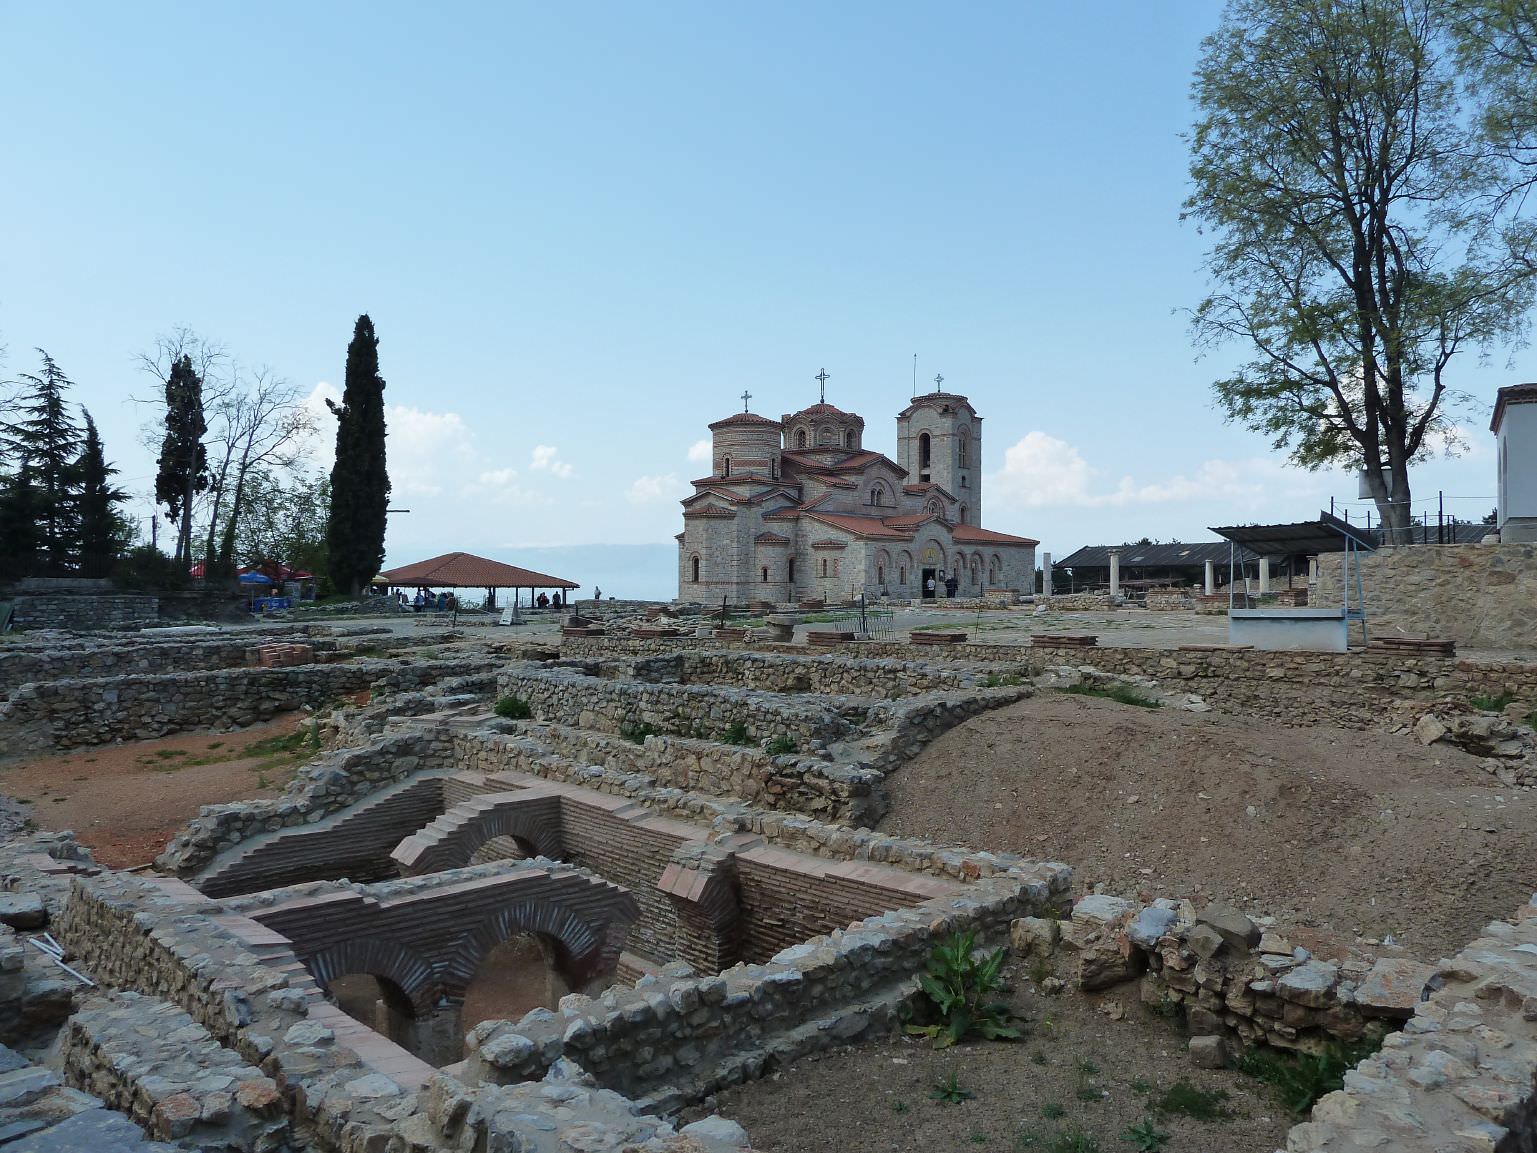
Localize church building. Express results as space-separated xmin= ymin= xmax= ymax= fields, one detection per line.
xmin=677 ymin=383 xmax=1038 ymax=603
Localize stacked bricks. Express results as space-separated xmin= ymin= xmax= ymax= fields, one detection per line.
xmin=255 ymin=642 xmax=314 ymax=667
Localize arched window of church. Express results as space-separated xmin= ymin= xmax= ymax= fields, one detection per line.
xmin=723 ymin=456 xmax=730 ymax=477
xmin=844 ymin=429 xmax=855 ymax=448
xmin=925 ymin=498 xmax=942 ymax=518
xmin=817 ymin=426 xmax=834 ymax=446
xmin=960 ymin=475 xmax=968 ymax=488
xmin=900 ymin=566 xmax=907 ymax=585
xmin=761 ymin=566 xmax=768 ymax=583
xmin=796 ymin=429 xmax=807 ymax=449
xmin=820 ymin=558 xmax=828 ymax=578
xmin=691 ymin=556 xmax=700 ymax=582
xmin=959 ymin=429 xmax=970 ymax=467
xmin=959 ymin=505 xmax=968 ymax=524
xmin=919 ymin=432 xmax=931 ymax=470
xmin=771 ymin=459 xmax=777 ymax=480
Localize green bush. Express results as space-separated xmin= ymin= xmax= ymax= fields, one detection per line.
xmin=619 ymin=720 xmax=661 ymax=744
xmin=720 ymin=721 xmax=751 ymax=746
xmin=1238 ymin=1036 xmax=1383 ymax=1117
xmin=905 ymin=930 xmax=1020 ymax=1048
xmin=493 ymin=695 xmax=532 ymax=720
xmin=763 ymin=733 xmax=797 ymax=756
xmin=112 ymin=545 xmax=188 ymax=591
xmin=1471 ymin=691 xmax=1517 ymax=712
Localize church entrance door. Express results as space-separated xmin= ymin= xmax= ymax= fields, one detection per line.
xmin=921 ymin=567 xmax=937 ymax=599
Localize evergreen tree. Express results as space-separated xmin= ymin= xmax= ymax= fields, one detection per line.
xmin=155 ymin=354 xmax=209 ymax=570
xmin=325 ymin=315 xmax=390 ymax=597
xmin=0 ymin=463 xmax=42 ymax=582
xmin=1 ymin=350 xmax=83 ymax=574
xmin=76 ymin=411 xmax=130 ymax=578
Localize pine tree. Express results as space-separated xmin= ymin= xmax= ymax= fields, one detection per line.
xmin=155 ymin=354 xmax=209 ymax=570
xmin=325 ymin=315 xmax=391 ymax=597
xmin=1 ymin=350 xmax=83 ymax=575
xmin=76 ymin=411 xmax=129 ymax=578
xmin=0 ymin=463 xmax=42 ymax=582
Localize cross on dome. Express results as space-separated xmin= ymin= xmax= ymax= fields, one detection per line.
xmin=740 ymin=389 xmax=752 ymax=412
xmin=815 ymin=367 xmax=830 ymax=403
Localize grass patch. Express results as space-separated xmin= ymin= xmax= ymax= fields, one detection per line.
xmin=493 ymin=695 xmax=533 ymax=720
xmin=1238 ymin=1037 xmax=1382 ymax=1117
xmin=979 ymin=673 xmax=1024 ymax=688
xmin=619 ymin=721 xmax=662 ymax=744
xmin=1050 ymin=1129 xmax=1099 ymax=1153
xmin=243 ymin=730 xmax=309 ymax=758
xmin=1040 ymin=1102 xmax=1065 ymax=1120
xmin=1061 ymin=683 xmax=1161 ymax=709
xmin=763 ymin=733 xmax=797 ymax=756
xmin=1471 ymin=691 xmax=1517 ymax=712
xmin=1149 ymin=1080 xmax=1231 ymax=1121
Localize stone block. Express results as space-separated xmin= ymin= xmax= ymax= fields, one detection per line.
xmin=1010 ymin=917 xmax=1060 ymax=957
xmin=1352 ymin=958 xmax=1438 ymax=1019
xmin=1188 ymin=1035 xmax=1226 ymax=1069
xmin=1277 ymin=960 xmax=1340 ymax=1008
xmin=1195 ymin=902 xmax=1259 ymax=951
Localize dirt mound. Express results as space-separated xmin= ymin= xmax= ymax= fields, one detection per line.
xmin=880 ymin=691 xmax=1533 ymax=959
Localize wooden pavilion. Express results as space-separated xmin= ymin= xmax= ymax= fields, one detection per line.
xmin=377 ymin=552 xmax=578 ymax=610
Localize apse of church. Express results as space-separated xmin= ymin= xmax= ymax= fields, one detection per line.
xmin=677 ymin=379 xmax=1037 ymax=604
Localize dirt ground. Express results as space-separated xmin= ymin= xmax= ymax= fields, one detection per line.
xmin=0 ymin=714 xmax=309 ymax=868
xmin=700 ymin=958 xmax=1293 ymax=1153
xmin=882 ymin=691 xmax=1533 ymax=960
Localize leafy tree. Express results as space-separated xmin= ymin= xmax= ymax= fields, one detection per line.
xmin=326 ymin=314 xmax=390 ymax=598
xmin=155 ymin=354 xmax=209 ymax=570
xmin=235 ymin=468 xmax=331 ymax=581
xmin=76 ymin=411 xmax=131 ymax=578
xmin=1186 ymin=0 xmax=1536 ymax=542
xmin=1 ymin=350 xmax=83 ymax=574
xmin=1451 ymin=0 xmax=1537 ymax=206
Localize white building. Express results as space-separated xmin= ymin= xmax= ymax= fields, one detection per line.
xmin=1494 ymin=383 xmax=1537 ymax=543
xmin=677 ymin=388 xmax=1037 ymax=604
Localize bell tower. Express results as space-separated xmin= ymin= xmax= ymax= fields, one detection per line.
xmin=896 ymin=381 xmax=981 ymax=525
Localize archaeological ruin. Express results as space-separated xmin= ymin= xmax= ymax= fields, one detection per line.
xmin=0 ymin=605 xmax=1535 ymax=1152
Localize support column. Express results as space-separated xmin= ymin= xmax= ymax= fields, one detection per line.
xmin=1108 ymin=550 xmax=1121 ymax=598
xmin=1257 ymin=556 xmax=1271 ymax=595
xmin=1203 ymin=559 xmax=1215 ymax=596
xmin=1042 ymin=552 xmax=1053 ymax=599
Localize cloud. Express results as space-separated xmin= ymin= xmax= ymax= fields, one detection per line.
xmin=687 ymin=439 xmax=712 ymax=464
xmin=627 ymin=473 xmax=685 ymax=505
xmin=386 ymin=404 xmax=479 ymax=498
xmin=990 ymin=431 xmax=1312 ymax=510
xmin=530 ymin=444 xmax=575 ymax=478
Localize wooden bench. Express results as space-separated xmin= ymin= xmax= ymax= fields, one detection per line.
xmin=909 ymin=630 xmax=965 ymax=645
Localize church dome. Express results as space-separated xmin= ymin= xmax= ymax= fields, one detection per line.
xmin=782 ymin=402 xmax=864 ymax=451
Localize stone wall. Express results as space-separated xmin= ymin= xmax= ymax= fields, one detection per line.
xmin=10 ymin=592 xmax=160 ymax=631
xmin=460 ymin=871 xmax=1062 ymax=1112
xmin=0 ymin=656 xmax=492 ymax=752
xmin=662 ymin=650 xmax=971 ymax=698
xmin=1317 ymin=541 xmax=1537 ymax=650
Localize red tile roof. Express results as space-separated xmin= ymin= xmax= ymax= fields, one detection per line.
xmin=801 ymin=511 xmax=914 ymax=540
xmin=1492 ymin=383 xmax=1537 ymax=431
xmin=707 ymin=412 xmax=783 ymax=431
xmin=951 ymin=524 xmax=1040 ymax=546
xmin=378 ymin=551 xmax=578 ymax=588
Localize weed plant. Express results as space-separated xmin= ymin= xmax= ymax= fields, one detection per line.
xmin=493 ymin=695 xmax=533 ymax=720
xmin=1238 ymin=1036 xmax=1383 ymax=1117
xmin=930 ymin=1071 xmax=973 ymax=1104
xmin=1061 ymin=683 xmax=1161 ymax=708
xmin=720 ymin=721 xmax=751 ymax=746
xmin=905 ymin=930 xmax=1021 ymax=1048
xmin=762 ymin=733 xmax=797 ymax=756
xmin=1150 ymin=1080 xmax=1230 ymax=1121
xmin=1121 ymin=1117 xmax=1170 ymax=1151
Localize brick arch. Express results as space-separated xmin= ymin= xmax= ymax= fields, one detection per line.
xmin=305 ymin=936 xmax=440 ymax=1016
xmin=391 ymin=792 xmax=562 ymax=877
xmin=439 ymin=898 xmax=634 ymax=996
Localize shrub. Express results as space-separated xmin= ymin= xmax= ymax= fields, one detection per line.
xmin=1471 ymin=691 xmax=1517 ymax=712
xmin=619 ymin=720 xmax=661 ymax=743
xmin=1122 ymin=1118 xmax=1170 ymax=1151
xmin=720 ymin=721 xmax=751 ymax=746
xmin=1149 ymin=1080 xmax=1230 ymax=1121
xmin=762 ymin=733 xmax=797 ymax=756
xmin=493 ymin=695 xmax=532 ymax=720
xmin=1238 ymin=1036 xmax=1383 ymax=1117
xmin=905 ymin=930 xmax=1020 ymax=1048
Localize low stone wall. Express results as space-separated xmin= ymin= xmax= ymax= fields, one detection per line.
xmin=515 ymin=722 xmax=886 ymax=824
xmin=461 ymin=870 xmax=1065 ymax=1112
xmin=11 ymin=592 xmax=159 ymax=631
xmin=0 ymin=656 xmax=492 ymax=752
xmin=155 ymin=729 xmax=456 ymax=883
xmin=1317 ymin=541 xmax=1537 ymax=650
xmin=1144 ymin=588 xmax=1191 ymax=610
xmin=495 ymin=663 xmax=861 ymax=747
xmin=665 ymin=649 xmax=971 ymax=698
xmin=1042 ymin=592 xmax=1116 ymax=610
xmin=58 ymin=990 xmax=289 ymax=1151
xmin=562 ymin=635 xmax=1537 ymax=731
xmin=1285 ymin=896 xmax=1537 ymax=1152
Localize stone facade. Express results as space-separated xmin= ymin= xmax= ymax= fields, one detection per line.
xmin=10 ymin=593 xmax=159 ymax=631
xmin=1316 ymin=541 xmax=1537 ymax=650
xmin=678 ymin=390 xmax=1036 ymax=604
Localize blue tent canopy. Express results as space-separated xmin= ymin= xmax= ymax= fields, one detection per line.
xmin=238 ymin=572 xmax=275 ymax=585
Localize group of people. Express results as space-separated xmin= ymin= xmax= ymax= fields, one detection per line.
xmin=402 ymin=588 xmax=456 ymax=614
xmin=923 ymin=574 xmax=961 ymax=599
xmin=534 ymin=590 xmax=566 ymax=609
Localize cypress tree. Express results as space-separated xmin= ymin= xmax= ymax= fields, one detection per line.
xmin=155 ymin=354 xmax=209 ymax=570
xmin=325 ymin=314 xmax=390 ymax=597
xmin=76 ymin=411 xmax=129 ymax=578
xmin=1 ymin=350 xmax=82 ymax=575
xmin=0 ymin=463 xmax=42 ymax=582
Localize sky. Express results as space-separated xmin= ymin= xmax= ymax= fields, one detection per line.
xmin=3 ymin=2 xmax=1532 ymax=600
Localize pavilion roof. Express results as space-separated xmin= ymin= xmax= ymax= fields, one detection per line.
xmin=377 ymin=551 xmax=578 ymax=589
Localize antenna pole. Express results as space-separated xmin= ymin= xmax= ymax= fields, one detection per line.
xmin=912 ymin=354 xmax=917 ymax=399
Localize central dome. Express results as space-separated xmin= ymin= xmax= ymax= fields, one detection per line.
xmin=781 ymin=402 xmax=865 ymax=451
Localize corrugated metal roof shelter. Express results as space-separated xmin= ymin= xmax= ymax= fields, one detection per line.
xmin=1056 ymin=541 xmax=1255 ymax=569
xmin=378 ymin=552 xmax=578 ymax=590
xmin=1209 ymin=512 xmax=1376 ymax=557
